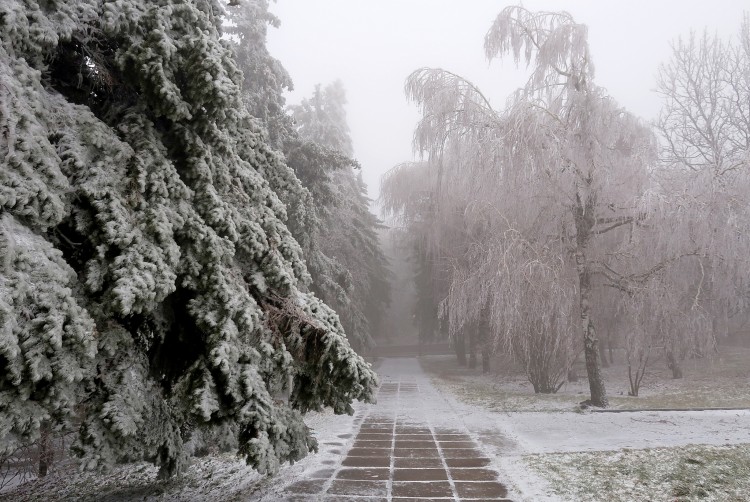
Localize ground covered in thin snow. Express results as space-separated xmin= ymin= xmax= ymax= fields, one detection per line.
xmin=526 ymin=444 xmax=750 ymax=501
xmin=8 ymin=353 xmax=750 ymax=501
xmin=4 ymin=407 xmax=362 ymax=501
xmin=5 ymin=454 xmax=262 ymax=502
xmin=421 ymin=352 xmax=750 ymax=501
xmin=420 ymin=348 xmax=750 ymax=412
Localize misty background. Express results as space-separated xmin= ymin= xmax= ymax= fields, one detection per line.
xmin=268 ymin=0 xmax=748 ymax=200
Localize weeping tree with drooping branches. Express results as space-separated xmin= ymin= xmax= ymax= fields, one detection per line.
xmin=383 ymin=6 xmax=719 ymax=407
xmin=382 ymin=65 xmax=506 ymax=359
xmin=483 ymin=6 xmax=666 ymax=407
xmin=381 ymin=151 xmax=486 ymax=361
xmin=442 ymin=226 xmax=580 ymax=393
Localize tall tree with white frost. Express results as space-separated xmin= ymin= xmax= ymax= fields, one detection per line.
xmin=225 ymin=1 xmax=390 ymax=351
xmin=224 ymin=0 xmax=294 ymax=149
xmin=289 ymin=81 xmax=391 ymax=350
xmin=385 ymin=7 xmax=678 ymax=406
xmin=483 ymin=7 xmax=656 ymax=406
xmin=291 ymin=81 xmax=354 ymax=156
xmin=654 ymin=17 xmax=750 ymax=374
xmin=0 ymin=0 xmax=377 ymax=478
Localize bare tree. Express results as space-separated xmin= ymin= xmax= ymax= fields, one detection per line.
xmin=655 ymin=15 xmax=750 ymax=365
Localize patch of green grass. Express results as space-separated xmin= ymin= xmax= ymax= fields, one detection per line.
xmin=525 ymin=444 xmax=750 ymax=501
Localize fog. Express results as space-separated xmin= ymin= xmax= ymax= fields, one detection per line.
xmin=268 ymin=0 xmax=747 ymax=199
xmin=4 ymin=2 xmax=750 ymax=500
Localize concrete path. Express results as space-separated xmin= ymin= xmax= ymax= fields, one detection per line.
xmin=282 ymin=358 xmax=513 ymax=501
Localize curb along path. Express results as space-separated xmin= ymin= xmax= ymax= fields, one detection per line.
xmin=283 ymin=358 xmax=514 ymax=501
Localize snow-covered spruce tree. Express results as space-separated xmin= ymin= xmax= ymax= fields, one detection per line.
xmin=225 ymin=2 xmax=390 ymax=351
xmin=0 ymin=0 xmax=376 ymax=478
xmin=290 ymin=81 xmax=354 ymax=156
xmin=223 ymin=0 xmax=294 ymax=150
xmin=288 ymin=81 xmax=391 ymax=350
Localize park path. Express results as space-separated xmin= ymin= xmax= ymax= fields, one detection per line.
xmin=282 ymin=358 xmax=514 ymax=501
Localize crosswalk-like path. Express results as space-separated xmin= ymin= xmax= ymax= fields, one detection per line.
xmin=282 ymin=359 xmax=513 ymax=501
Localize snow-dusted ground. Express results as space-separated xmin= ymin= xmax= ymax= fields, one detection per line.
xmin=262 ymin=357 xmax=528 ymax=500
xmin=7 ymin=357 xmax=750 ymax=501
xmin=495 ymin=408 xmax=750 ymax=454
xmin=525 ymin=444 xmax=750 ymax=502
xmin=4 ymin=400 xmax=364 ymax=501
xmin=370 ymin=357 xmax=750 ymax=501
xmin=485 ymin=409 xmax=750 ymax=501
xmin=362 ymin=358 xmax=552 ymax=501
xmin=418 ymin=355 xmax=750 ymax=501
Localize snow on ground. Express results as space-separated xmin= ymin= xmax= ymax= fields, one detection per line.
xmin=5 ymin=401 xmax=364 ymax=501
xmin=486 ymin=409 xmax=750 ymax=501
xmin=257 ymin=404 xmax=364 ymax=500
xmin=367 ymin=358 xmax=553 ymax=501
xmin=419 ymin=354 xmax=750 ymax=501
xmin=421 ymin=350 xmax=750 ymax=412
xmin=7 ymin=356 xmax=750 ymax=501
xmin=494 ymin=409 xmax=750 ymax=454
xmin=525 ymin=444 xmax=750 ymax=502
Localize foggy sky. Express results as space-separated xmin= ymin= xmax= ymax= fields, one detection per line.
xmin=266 ymin=0 xmax=748 ymax=202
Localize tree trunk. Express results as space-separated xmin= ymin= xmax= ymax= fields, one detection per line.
xmin=666 ymin=351 xmax=683 ymax=379
xmin=574 ymin=191 xmax=608 ymax=408
xmin=672 ymin=364 xmax=683 ymax=379
xmin=627 ymin=363 xmax=639 ymax=397
xmin=567 ymin=368 xmax=578 ymax=382
xmin=479 ymin=303 xmax=491 ymax=373
xmin=38 ymin=421 xmax=52 ymax=477
xmin=599 ymin=330 xmax=610 ymax=368
xmin=482 ymin=351 xmax=491 ymax=373
xmin=582 ymin=331 xmax=607 ymax=406
xmin=468 ymin=324 xmax=477 ymax=369
xmin=455 ymin=332 xmax=466 ymax=366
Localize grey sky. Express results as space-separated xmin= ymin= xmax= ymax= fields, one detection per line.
xmin=267 ymin=1 xmax=747 ymax=201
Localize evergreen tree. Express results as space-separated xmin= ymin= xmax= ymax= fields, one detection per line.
xmin=289 ymin=82 xmax=391 ymax=350
xmin=223 ymin=0 xmax=294 ymax=149
xmin=290 ymin=81 xmax=354 ymax=156
xmin=0 ymin=0 xmax=376 ymax=478
xmin=225 ymin=3 xmax=390 ymax=351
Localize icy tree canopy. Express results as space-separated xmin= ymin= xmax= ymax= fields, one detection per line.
xmin=0 ymin=0 xmax=377 ymax=477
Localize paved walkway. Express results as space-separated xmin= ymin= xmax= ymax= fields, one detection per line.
xmin=282 ymin=358 xmax=513 ymax=501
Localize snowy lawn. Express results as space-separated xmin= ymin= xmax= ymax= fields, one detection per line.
xmin=420 ymin=348 xmax=750 ymax=412
xmin=524 ymin=444 xmax=750 ymax=502
xmin=421 ymin=352 xmax=750 ymax=501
